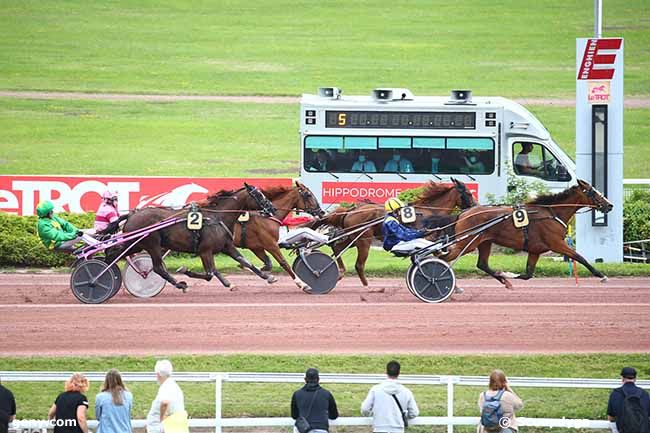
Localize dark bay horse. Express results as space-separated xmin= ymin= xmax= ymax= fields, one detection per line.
xmin=433 ymin=179 xmax=613 ymax=289
xmin=233 ymin=181 xmax=324 ymax=291
xmin=312 ymin=179 xmax=476 ymax=286
xmin=107 ymin=184 xmax=277 ymax=291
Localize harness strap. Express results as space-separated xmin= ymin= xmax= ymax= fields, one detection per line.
xmin=523 ymin=225 xmax=529 ymax=252
xmin=219 ymin=220 xmax=234 ymax=240
xmin=239 ymin=220 xmax=247 ymax=248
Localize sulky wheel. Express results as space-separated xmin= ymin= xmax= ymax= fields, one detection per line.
xmin=123 ymin=254 xmax=166 ymax=298
xmin=292 ymin=251 xmax=339 ymax=294
xmin=407 ymin=257 xmax=456 ymax=303
xmin=70 ymin=259 xmax=120 ymax=304
xmin=107 ymin=263 xmax=123 ymax=299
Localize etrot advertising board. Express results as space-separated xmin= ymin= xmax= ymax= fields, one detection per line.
xmin=0 ymin=175 xmax=292 ymax=216
xmin=321 ymin=181 xmax=479 ymax=204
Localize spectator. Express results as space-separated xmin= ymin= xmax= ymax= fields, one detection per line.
xmin=0 ymin=377 xmax=16 ymax=433
xmin=351 ymin=152 xmax=377 ymax=173
xmin=361 ymin=360 xmax=419 ymax=433
xmin=307 ymin=150 xmax=331 ymax=172
xmin=513 ymin=143 xmax=541 ymax=176
xmin=146 ymin=360 xmax=185 ymax=433
xmin=383 ymin=151 xmax=414 ymax=173
xmin=477 ymin=370 xmax=523 ymax=433
xmin=463 ymin=151 xmax=486 ymax=174
xmin=607 ymin=367 xmax=650 ymax=433
xmin=47 ymin=373 xmax=90 ymax=433
xmin=96 ymin=369 xmax=133 ymax=433
xmin=291 ymin=368 xmax=339 ymax=433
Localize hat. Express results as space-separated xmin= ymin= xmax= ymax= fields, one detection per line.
xmin=305 ymin=368 xmax=319 ymax=382
xmin=621 ymin=367 xmax=637 ymax=379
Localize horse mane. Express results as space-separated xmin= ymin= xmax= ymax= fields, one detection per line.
xmin=412 ymin=181 xmax=454 ymax=205
xmin=261 ymin=185 xmax=293 ymax=199
xmin=527 ymin=185 xmax=580 ymax=205
xmin=202 ymin=189 xmax=237 ymax=206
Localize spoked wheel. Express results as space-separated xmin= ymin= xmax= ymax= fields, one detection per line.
xmin=292 ymin=251 xmax=339 ymax=294
xmin=406 ymin=257 xmax=456 ymax=303
xmin=107 ymin=264 xmax=123 ymax=299
xmin=70 ymin=259 xmax=120 ymax=304
xmin=123 ymin=254 xmax=166 ymax=298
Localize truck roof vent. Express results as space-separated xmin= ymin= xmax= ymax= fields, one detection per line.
xmin=448 ymin=90 xmax=472 ymax=104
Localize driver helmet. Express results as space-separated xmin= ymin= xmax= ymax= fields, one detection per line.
xmin=384 ymin=197 xmax=405 ymax=213
xmin=102 ymin=190 xmax=118 ymax=203
xmin=36 ymin=200 xmax=55 ymax=218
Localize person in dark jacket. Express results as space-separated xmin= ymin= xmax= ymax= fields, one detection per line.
xmin=0 ymin=377 xmax=16 ymax=433
xmin=607 ymin=366 xmax=650 ymax=433
xmin=291 ymin=368 xmax=339 ymax=433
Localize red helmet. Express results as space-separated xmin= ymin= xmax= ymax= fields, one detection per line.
xmin=102 ymin=190 xmax=118 ymax=202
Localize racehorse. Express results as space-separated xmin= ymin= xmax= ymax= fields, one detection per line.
xmin=431 ymin=179 xmax=613 ymax=289
xmin=311 ymin=179 xmax=476 ymax=286
xmin=233 ymin=181 xmax=324 ymax=291
xmin=106 ymin=184 xmax=277 ymax=291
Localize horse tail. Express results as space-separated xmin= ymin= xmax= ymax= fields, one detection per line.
xmin=98 ymin=212 xmax=131 ymax=236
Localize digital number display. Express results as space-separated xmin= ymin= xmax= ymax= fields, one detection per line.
xmin=325 ymin=111 xmax=476 ymax=129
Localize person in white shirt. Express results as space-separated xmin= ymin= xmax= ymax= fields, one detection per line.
xmin=146 ymin=360 xmax=185 ymax=433
xmin=361 ymin=360 xmax=419 ymax=433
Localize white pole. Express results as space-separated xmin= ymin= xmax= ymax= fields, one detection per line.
xmin=594 ymin=0 xmax=603 ymax=38
xmin=215 ymin=374 xmax=223 ymax=433
xmin=447 ymin=376 xmax=454 ymax=433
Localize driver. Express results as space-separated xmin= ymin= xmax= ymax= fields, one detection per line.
xmin=94 ymin=190 xmax=120 ymax=232
xmin=36 ymin=200 xmax=86 ymax=252
xmin=382 ymin=198 xmax=436 ymax=253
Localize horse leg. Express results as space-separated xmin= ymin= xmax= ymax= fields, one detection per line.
xmin=223 ymin=243 xmax=277 ymax=284
xmin=252 ymin=248 xmax=274 ymax=272
xmin=476 ymin=242 xmax=514 ymax=289
xmin=355 ymin=240 xmax=371 ymax=288
xmin=148 ymin=248 xmax=187 ymax=291
xmin=266 ymin=245 xmax=311 ymax=292
xmin=516 ymin=253 xmax=540 ymax=280
xmin=176 ymin=252 xmax=214 ymax=282
xmin=330 ymin=242 xmax=347 ymax=281
xmin=552 ymin=242 xmax=608 ymax=281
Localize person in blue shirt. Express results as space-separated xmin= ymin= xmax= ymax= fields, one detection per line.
xmin=382 ymin=198 xmax=435 ymax=252
xmin=383 ymin=151 xmax=414 ymax=173
xmin=95 ymin=369 xmax=133 ymax=433
xmin=351 ymin=152 xmax=377 ymax=173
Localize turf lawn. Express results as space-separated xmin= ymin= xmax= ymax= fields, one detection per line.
xmin=1 ymin=0 xmax=648 ymax=98
xmin=1 ymin=98 xmax=649 ymax=178
xmin=1 ymin=354 xmax=647 ymax=430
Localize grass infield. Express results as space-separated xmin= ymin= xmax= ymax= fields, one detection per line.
xmin=1 ymin=98 xmax=649 ymax=178
xmin=1 ymin=354 xmax=647 ymax=427
xmin=1 ymin=0 xmax=648 ymax=97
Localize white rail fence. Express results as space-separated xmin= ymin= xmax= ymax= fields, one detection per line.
xmin=4 ymin=372 xmax=648 ymax=433
xmin=624 ymin=178 xmax=650 ymax=199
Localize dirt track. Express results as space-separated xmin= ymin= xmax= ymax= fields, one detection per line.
xmin=1 ymin=273 xmax=648 ymax=356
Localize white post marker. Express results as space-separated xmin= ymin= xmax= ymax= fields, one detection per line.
xmin=575 ymin=36 xmax=624 ymax=262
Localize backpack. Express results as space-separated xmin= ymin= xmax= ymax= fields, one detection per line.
xmin=620 ymin=387 xmax=650 ymax=433
xmin=480 ymin=389 xmax=505 ymax=432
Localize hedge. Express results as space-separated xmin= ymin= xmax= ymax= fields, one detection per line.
xmin=0 ymin=212 xmax=95 ymax=267
xmin=624 ymin=190 xmax=650 ymax=242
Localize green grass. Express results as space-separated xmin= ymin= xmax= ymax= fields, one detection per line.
xmin=1 ymin=354 xmax=647 ymax=424
xmin=0 ymin=0 xmax=648 ymax=98
xmin=163 ymin=247 xmax=650 ymax=279
xmin=1 ymin=98 xmax=649 ymax=178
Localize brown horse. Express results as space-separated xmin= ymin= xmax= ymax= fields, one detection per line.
xmin=433 ymin=179 xmax=613 ymax=289
xmin=107 ymin=184 xmax=277 ymax=291
xmin=312 ymin=179 xmax=476 ymax=286
xmin=233 ymin=181 xmax=324 ymax=291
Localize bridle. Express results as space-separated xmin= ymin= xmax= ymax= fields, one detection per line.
xmin=244 ymin=184 xmax=277 ymax=217
xmin=454 ymin=182 xmax=475 ymax=209
xmin=581 ymin=185 xmax=610 ymax=213
xmin=297 ymin=186 xmax=325 ymax=217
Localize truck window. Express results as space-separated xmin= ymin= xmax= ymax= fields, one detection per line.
xmin=304 ymin=136 xmax=494 ymax=174
xmin=513 ymin=142 xmax=570 ymax=181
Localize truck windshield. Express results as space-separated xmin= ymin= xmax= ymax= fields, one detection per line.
xmin=304 ymin=135 xmax=495 ymax=175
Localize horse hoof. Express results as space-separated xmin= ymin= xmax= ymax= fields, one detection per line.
xmin=266 ymin=275 xmax=277 ymax=284
xmin=302 ymin=286 xmax=313 ymax=294
xmin=600 ymin=276 xmax=609 ymax=283
xmin=501 ymin=272 xmax=520 ymax=279
xmin=176 ymin=266 xmax=188 ymax=274
xmin=368 ymin=288 xmax=385 ymax=294
xmin=176 ymin=281 xmax=188 ymax=292
xmin=337 ymin=274 xmax=345 ymax=281
xmin=454 ymin=286 xmax=465 ymax=295
xmin=229 ymin=285 xmax=238 ymax=292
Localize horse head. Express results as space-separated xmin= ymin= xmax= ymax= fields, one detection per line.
xmin=576 ymin=179 xmax=613 ymax=213
xmin=294 ymin=180 xmax=325 ymax=217
xmin=244 ymin=183 xmax=277 ymax=216
xmin=451 ymin=178 xmax=477 ymax=209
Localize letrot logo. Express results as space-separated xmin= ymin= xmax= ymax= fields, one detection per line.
xmin=588 ymin=81 xmax=610 ymax=104
xmin=577 ymin=38 xmax=622 ymax=80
